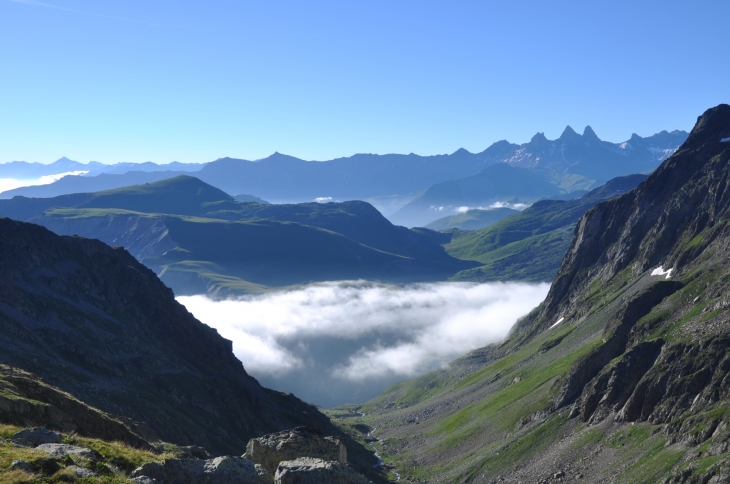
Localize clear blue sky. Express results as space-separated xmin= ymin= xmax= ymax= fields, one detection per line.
xmin=1 ymin=0 xmax=728 ymax=164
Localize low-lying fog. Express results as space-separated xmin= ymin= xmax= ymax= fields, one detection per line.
xmin=177 ymin=281 xmax=549 ymax=408
xmin=0 ymin=172 xmax=88 ymax=194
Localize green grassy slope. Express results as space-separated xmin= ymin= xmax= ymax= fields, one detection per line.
xmin=449 ymin=225 xmax=575 ymax=283
xmin=329 ymin=106 xmax=730 ymax=483
xmin=424 ymin=207 xmax=519 ymax=231
xmin=444 ymin=174 xmax=647 ymax=283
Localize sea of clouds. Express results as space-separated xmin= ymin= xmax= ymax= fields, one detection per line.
xmin=177 ymin=280 xmax=549 ymax=408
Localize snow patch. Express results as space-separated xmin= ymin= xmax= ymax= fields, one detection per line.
xmin=651 ymin=266 xmax=674 ymax=279
xmin=549 ymin=317 xmax=565 ymax=329
xmin=314 ymin=197 xmax=333 ymax=203
xmin=721 ymin=137 xmax=730 ymax=143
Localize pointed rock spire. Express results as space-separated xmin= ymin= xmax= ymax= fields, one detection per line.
xmin=559 ymin=126 xmax=580 ymax=140
xmin=582 ymin=126 xmax=600 ymax=141
xmin=530 ymin=132 xmax=548 ymax=143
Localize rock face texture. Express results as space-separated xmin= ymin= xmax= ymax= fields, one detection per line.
xmin=132 ymin=427 xmax=367 ymax=484
xmin=132 ymin=456 xmax=267 ymax=484
xmin=0 ymin=218 xmax=331 ymax=454
xmin=274 ymin=457 xmax=369 ymax=484
xmin=244 ymin=427 xmax=347 ymax=475
xmin=9 ymin=428 xmax=62 ymax=447
xmin=36 ymin=443 xmax=98 ymax=460
xmin=540 ymin=103 xmax=730 ymax=328
xmin=0 ymin=366 xmax=150 ymax=448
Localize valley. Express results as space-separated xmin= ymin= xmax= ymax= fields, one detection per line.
xmin=0 ymin=102 xmax=724 ymax=483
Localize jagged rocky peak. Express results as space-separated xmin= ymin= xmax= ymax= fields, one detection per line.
xmin=530 ymin=131 xmax=548 ymax=143
xmin=582 ymin=125 xmax=600 ymax=141
xmin=540 ymin=103 xmax=730 ymax=326
xmin=558 ymin=125 xmax=581 ymax=140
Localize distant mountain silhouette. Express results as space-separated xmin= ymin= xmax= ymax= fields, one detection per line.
xmin=501 ymin=127 xmax=687 ymax=184
xmin=0 ymin=157 xmax=203 ymax=180
xmin=390 ymin=163 xmax=561 ymax=227
xmin=1 ymin=128 xmax=686 ymax=206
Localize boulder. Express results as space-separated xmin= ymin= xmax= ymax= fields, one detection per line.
xmin=245 ymin=427 xmax=346 ymax=475
xmin=66 ymin=465 xmax=96 ymax=478
xmin=132 ymin=456 xmax=267 ymax=484
xmin=10 ymin=428 xmax=63 ymax=447
xmin=274 ymin=457 xmax=370 ymax=484
xmin=10 ymin=459 xmax=34 ymax=473
xmin=131 ymin=477 xmax=159 ymax=484
xmin=36 ymin=443 xmax=98 ymax=460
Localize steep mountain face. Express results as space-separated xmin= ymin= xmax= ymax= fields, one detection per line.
xmin=390 ymin=163 xmax=560 ymax=227
xmin=0 ymin=218 xmax=332 ymax=455
xmin=343 ymin=105 xmax=730 ymax=483
xmin=540 ymin=104 xmax=730 ymax=329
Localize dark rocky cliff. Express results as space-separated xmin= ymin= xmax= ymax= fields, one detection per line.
xmin=540 ymin=104 xmax=730 ymax=327
xmin=354 ymin=105 xmax=730 ymax=483
xmin=0 ymin=218 xmax=331 ymax=455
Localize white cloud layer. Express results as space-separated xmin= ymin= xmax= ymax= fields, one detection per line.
xmin=0 ymin=171 xmax=88 ymax=194
xmin=455 ymin=202 xmax=529 ymax=213
xmin=177 ymin=281 xmax=549 ymax=384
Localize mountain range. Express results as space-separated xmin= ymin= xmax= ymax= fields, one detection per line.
xmin=332 ymin=104 xmax=730 ymax=483
xmin=1 ymin=129 xmax=687 ymax=224
xmin=0 ymin=176 xmax=476 ymax=297
xmin=0 ymin=156 xmax=204 ymax=179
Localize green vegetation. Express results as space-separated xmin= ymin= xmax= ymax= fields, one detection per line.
xmin=424 ymin=207 xmax=518 ymax=231
xmin=449 ymin=225 xmax=574 ymax=282
xmin=0 ymin=424 xmax=173 ymax=484
xmin=443 ymin=175 xmax=645 ymax=283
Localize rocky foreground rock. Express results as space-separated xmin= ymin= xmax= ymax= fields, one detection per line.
xmin=131 ymin=427 xmax=369 ymax=484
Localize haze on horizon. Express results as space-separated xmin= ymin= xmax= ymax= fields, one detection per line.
xmin=1 ymin=0 xmax=728 ymax=165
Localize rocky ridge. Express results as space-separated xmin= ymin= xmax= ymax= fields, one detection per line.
xmin=341 ymin=104 xmax=730 ymax=483
xmin=0 ymin=217 xmax=332 ymax=454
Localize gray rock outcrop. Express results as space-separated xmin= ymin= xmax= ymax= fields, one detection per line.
xmin=274 ymin=457 xmax=370 ymax=484
xmin=244 ymin=427 xmax=346 ymax=475
xmin=66 ymin=465 xmax=96 ymax=478
xmin=132 ymin=456 xmax=267 ymax=484
xmin=10 ymin=459 xmax=34 ymax=473
xmin=10 ymin=428 xmax=62 ymax=447
xmin=36 ymin=443 xmax=98 ymax=460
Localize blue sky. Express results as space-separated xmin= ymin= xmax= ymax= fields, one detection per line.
xmin=1 ymin=0 xmax=728 ymax=164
